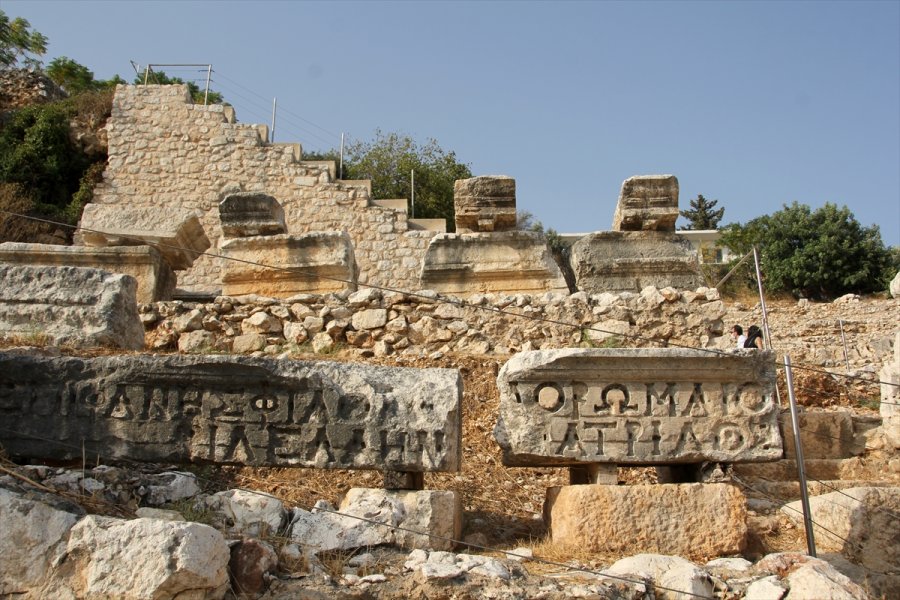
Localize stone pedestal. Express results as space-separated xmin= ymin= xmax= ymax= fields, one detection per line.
xmin=419 ymin=231 xmax=568 ymax=295
xmin=0 ymin=242 xmax=175 ymax=303
xmin=219 ymin=232 xmax=357 ymax=297
xmin=611 ymin=174 xmax=679 ymax=232
xmin=545 ymin=483 xmax=748 ymax=558
xmin=77 ymin=205 xmax=210 ymax=270
xmin=453 ymin=176 xmax=516 ymax=233
xmin=569 ymin=231 xmax=702 ymax=293
xmin=219 ymin=192 xmax=286 ymax=238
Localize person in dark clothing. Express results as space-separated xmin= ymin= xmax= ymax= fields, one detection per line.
xmin=744 ymin=325 xmax=764 ymax=349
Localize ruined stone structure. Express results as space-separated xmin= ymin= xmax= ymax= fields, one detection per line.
xmin=570 ymin=175 xmax=703 ymax=293
xmin=0 ymin=353 xmax=462 ymax=473
xmin=84 ymin=85 xmax=437 ymax=295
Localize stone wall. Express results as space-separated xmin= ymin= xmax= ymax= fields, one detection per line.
xmin=145 ymin=285 xmax=729 ymax=357
xmin=88 ymin=85 xmax=436 ymax=293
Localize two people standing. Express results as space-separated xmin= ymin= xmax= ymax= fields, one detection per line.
xmin=731 ymin=324 xmax=763 ymax=349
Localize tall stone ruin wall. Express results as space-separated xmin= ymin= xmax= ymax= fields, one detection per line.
xmin=89 ymin=85 xmax=435 ymax=293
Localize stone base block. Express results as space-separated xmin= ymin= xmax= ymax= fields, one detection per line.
xmin=419 ymin=230 xmax=568 ymax=295
xmin=0 ymin=265 xmax=144 ymax=350
xmin=220 ymin=232 xmax=357 ymax=297
xmin=780 ymin=409 xmax=861 ymax=459
xmin=545 ymin=483 xmax=747 ymax=559
xmin=77 ymin=205 xmax=210 ymax=270
xmin=0 ymin=242 xmax=175 ymax=303
xmin=569 ymin=231 xmax=702 ymax=293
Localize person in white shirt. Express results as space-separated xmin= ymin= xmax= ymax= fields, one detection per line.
xmin=731 ymin=325 xmax=746 ymax=349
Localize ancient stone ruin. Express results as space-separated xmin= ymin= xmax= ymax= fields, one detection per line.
xmin=570 ymin=175 xmax=703 ymax=293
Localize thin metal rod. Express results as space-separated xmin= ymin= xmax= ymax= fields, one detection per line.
xmin=204 ymin=65 xmax=211 ymax=105
xmin=143 ymin=65 xmax=150 ymax=85
xmin=410 ymin=169 xmax=415 ymax=218
xmin=753 ymin=246 xmax=774 ymax=349
xmin=838 ymin=320 xmax=850 ymax=370
xmin=784 ymin=354 xmax=817 ymax=557
xmin=270 ymin=97 xmax=277 ymax=143
xmin=714 ymin=250 xmax=753 ymax=289
xmin=339 ymin=133 xmax=345 ymax=179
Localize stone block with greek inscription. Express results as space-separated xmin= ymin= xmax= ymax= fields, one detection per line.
xmin=0 ymin=352 xmax=461 ymax=471
xmin=494 ymin=348 xmax=782 ymax=465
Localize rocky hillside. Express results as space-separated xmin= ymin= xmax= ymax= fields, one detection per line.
xmin=0 ymin=293 xmax=896 ymax=599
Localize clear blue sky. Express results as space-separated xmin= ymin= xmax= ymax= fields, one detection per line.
xmin=7 ymin=0 xmax=899 ymax=246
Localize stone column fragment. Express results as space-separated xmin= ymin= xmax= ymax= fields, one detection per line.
xmin=612 ymin=174 xmax=679 ymax=232
xmin=454 ymin=176 xmax=517 ymax=233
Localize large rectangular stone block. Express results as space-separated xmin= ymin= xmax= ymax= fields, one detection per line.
xmin=611 ymin=174 xmax=679 ymax=232
xmin=494 ymin=348 xmax=782 ymax=466
xmin=0 ymin=265 xmax=144 ymax=350
xmin=545 ymin=483 xmax=748 ymax=559
xmin=0 ymin=352 xmax=461 ymax=472
xmin=0 ymin=242 xmax=175 ymax=303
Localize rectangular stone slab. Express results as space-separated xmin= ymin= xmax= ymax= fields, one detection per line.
xmin=494 ymin=348 xmax=782 ymax=465
xmin=0 ymin=352 xmax=461 ymax=472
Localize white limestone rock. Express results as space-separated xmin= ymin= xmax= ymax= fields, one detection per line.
xmin=0 ymin=488 xmax=80 ymax=596
xmin=784 ymin=560 xmax=867 ymax=600
xmin=205 ymin=489 xmax=286 ymax=536
xmin=744 ymin=575 xmax=787 ymax=600
xmin=65 ymin=515 xmax=229 ymax=599
xmin=603 ymin=554 xmax=713 ymax=600
xmin=143 ymin=471 xmax=201 ymax=506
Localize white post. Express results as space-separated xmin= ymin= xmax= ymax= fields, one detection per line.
xmin=411 ymin=169 xmax=415 ymax=218
xmin=204 ymin=65 xmax=212 ymax=105
xmin=784 ymin=355 xmax=817 ymax=557
xmin=753 ymin=246 xmax=774 ymax=349
xmin=270 ymin=97 xmax=277 ymax=143
xmin=339 ymin=133 xmax=345 ymax=179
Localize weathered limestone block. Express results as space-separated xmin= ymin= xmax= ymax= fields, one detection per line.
xmin=64 ymin=515 xmax=229 ymax=600
xmin=494 ymin=348 xmax=782 ymax=466
xmin=454 ymin=176 xmax=517 ymax=233
xmin=289 ymin=489 xmax=461 ymax=552
xmin=220 ymin=232 xmax=357 ymax=297
xmin=0 ymin=352 xmax=462 ymax=472
xmin=569 ymin=231 xmax=702 ymax=293
xmin=0 ymin=242 xmax=175 ymax=303
xmin=547 ymin=484 xmax=747 ymax=559
xmin=611 ymin=174 xmax=679 ymax=232
xmin=0 ymin=265 xmax=145 ymax=350
xmin=0 ymin=487 xmax=81 ymax=596
xmin=76 ymin=204 xmax=211 ymax=270
xmin=420 ymin=231 xmax=569 ymax=295
xmin=219 ymin=192 xmax=287 ymax=238
xmin=781 ymin=486 xmax=900 ymax=573
xmin=780 ymin=408 xmax=860 ymax=459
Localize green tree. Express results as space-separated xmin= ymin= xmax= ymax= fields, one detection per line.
xmin=718 ymin=202 xmax=894 ymax=299
xmin=133 ymin=69 xmax=224 ymax=105
xmin=0 ymin=102 xmax=90 ymax=216
xmin=679 ymin=194 xmax=725 ymax=230
xmin=46 ymin=56 xmax=97 ymax=94
xmin=0 ymin=11 xmax=47 ymax=68
xmin=341 ymin=130 xmax=472 ymax=232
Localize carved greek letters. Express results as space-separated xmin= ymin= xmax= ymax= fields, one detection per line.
xmin=0 ymin=354 xmax=462 ymax=472
xmin=496 ymin=349 xmax=782 ymax=465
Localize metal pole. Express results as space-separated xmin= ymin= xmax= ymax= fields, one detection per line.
xmin=714 ymin=250 xmax=753 ymax=290
xmin=143 ymin=65 xmax=150 ymax=85
xmin=270 ymin=98 xmax=277 ymax=143
xmin=204 ymin=65 xmax=211 ymax=105
xmin=753 ymin=246 xmax=774 ymax=350
xmin=410 ymin=169 xmax=415 ymax=218
xmin=784 ymin=355 xmax=817 ymax=557
xmin=339 ymin=133 xmax=345 ymax=179
xmin=838 ymin=320 xmax=850 ymax=370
